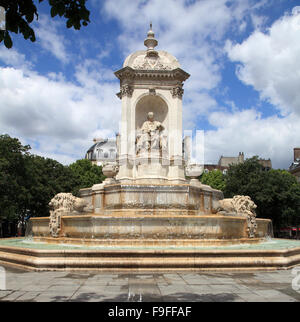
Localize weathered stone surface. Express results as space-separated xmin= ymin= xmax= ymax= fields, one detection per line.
xmin=217 ymin=195 xmax=258 ymax=238
xmin=0 ymin=241 xmax=299 ymax=272
xmin=49 ymin=193 xmax=87 ymax=238
xmin=185 ymin=164 xmax=204 ymax=179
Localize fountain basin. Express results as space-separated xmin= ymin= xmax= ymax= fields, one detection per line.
xmin=30 ymin=214 xmax=272 ymax=246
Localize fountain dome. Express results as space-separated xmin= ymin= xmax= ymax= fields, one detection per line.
xmin=123 ymin=24 xmax=180 ymax=71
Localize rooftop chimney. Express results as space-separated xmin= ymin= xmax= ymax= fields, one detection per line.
xmin=294 ymin=148 xmax=300 ymax=161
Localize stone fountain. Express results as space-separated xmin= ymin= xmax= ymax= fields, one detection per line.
xmin=5 ymin=28 xmax=300 ymax=273
xmin=30 ymin=25 xmax=272 ymax=249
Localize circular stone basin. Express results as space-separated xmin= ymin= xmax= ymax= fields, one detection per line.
xmin=1 ymin=237 xmax=300 ymax=251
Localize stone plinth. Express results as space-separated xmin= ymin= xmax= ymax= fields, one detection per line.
xmin=79 ymin=181 xmax=223 ymax=215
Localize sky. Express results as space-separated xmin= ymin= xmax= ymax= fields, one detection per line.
xmin=0 ymin=0 xmax=300 ymax=169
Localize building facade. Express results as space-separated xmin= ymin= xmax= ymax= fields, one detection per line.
xmin=218 ymin=152 xmax=245 ymax=167
xmin=289 ymin=148 xmax=300 ymax=183
xmin=203 ymin=152 xmax=272 ymax=174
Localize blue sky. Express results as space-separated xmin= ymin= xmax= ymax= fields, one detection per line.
xmin=0 ymin=0 xmax=300 ymax=169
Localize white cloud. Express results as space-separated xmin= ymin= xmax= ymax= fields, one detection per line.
xmin=203 ymin=109 xmax=299 ymax=169
xmin=212 ymin=7 xmax=300 ymax=169
xmin=226 ymin=8 xmax=300 ymax=116
xmin=0 ymin=61 xmax=120 ymax=164
xmin=35 ymin=15 xmax=70 ymax=63
xmin=0 ymin=47 xmax=32 ymax=71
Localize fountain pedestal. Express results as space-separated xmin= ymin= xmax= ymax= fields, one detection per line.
xmin=30 ymin=180 xmax=272 ymax=246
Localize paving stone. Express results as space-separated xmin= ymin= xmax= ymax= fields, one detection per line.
xmin=203 ymin=284 xmax=242 ymax=293
xmin=107 ymin=280 xmax=128 ymax=286
xmin=0 ymin=290 xmax=13 ymax=299
xmin=17 ymin=284 xmax=51 ymax=292
xmin=158 ymin=285 xmax=193 ymax=296
xmin=105 ymin=285 xmax=127 ymax=293
xmin=253 ymin=289 xmax=298 ymax=302
xmin=181 ymin=277 xmax=213 ymax=285
xmin=190 ymin=285 xmax=213 ymax=293
xmin=76 ymin=285 xmax=107 ymax=294
xmin=163 ymin=277 xmax=187 ymax=285
xmin=70 ymin=292 xmax=106 ymax=302
xmin=237 ymin=293 xmax=270 ymax=302
xmin=16 ymin=291 xmax=41 ymax=301
xmin=229 ymin=295 xmax=247 ymax=302
xmin=33 ymin=292 xmax=72 ymax=302
xmin=208 ymin=293 xmax=241 ymax=302
xmin=279 ymin=288 xmax=300 ymax=301
xmin=1 ymin=291 xmax=27 ymax=301
xmin=0 ymin=267 xmax=299 ymax=302
xmin=83 ymin=281 xmax=109 ymax=287
xmin=232 ymin=285 xmax=255 ymax=294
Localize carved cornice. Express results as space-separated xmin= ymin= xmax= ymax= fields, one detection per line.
xmin=170 ymin=86 xmax=184 ymax=99
xmin=114 ymin=66 xmax=190 ymax=82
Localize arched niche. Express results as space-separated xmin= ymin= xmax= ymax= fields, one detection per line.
xmin=135 ymin=95 xmax=168 ymax=131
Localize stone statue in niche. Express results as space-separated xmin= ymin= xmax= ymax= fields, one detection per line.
xmin=136 ymin=111 xmax=167 ymax=155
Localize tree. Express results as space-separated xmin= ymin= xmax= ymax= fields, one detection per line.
xmin=0 ymin=134 xmax=81 ymax=223
xmin=0 ymin=134 xmax=30 ymax=222
xmin=22 ymin=154 xmax=79 ymax=217
xmin=0 ymin=135 xmax=107 ymax=237
xmin=199 ymin=169 xmax=226 ymax=192
xmin=224 ymin=157 xmax=300 ymax=230
xmin=68 ymin=159 xmax=105 ymax=195
xmin=0 ymin=0 xmax=90 ymax=48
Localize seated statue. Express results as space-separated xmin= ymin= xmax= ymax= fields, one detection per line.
xmin=136 ymin=112 xmax=167 ymax=155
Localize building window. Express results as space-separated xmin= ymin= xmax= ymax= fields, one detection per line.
xmin=97 ymin=149 xmax=103 ymax=158
xmin=110 ymin=149 xmax=116 ymax=158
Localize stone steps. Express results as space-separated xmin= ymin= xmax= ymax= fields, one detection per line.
xmin=0 ymin=244 xmax=300 ymax=272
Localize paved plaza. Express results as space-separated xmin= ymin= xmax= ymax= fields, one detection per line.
xmin=0 ymin=266 xmax=300 ymax=302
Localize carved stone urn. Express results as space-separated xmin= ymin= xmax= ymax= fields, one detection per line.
xmin=185 ymin=164 xmax=204 ymax=187
xmin=102 ymin=162 xmax=119 ymax=184
xmin=185 ymin=164 xmax=203 ymax=179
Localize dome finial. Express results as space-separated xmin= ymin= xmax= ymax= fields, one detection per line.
xmin=144 ymin=22 xmax=158 ymax=57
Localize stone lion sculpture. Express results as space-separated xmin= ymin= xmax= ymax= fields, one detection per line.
xmin=49 ymin=193 xmax=87 ymax=238
xmin=217 ymin=195 xmax=257 ymax=238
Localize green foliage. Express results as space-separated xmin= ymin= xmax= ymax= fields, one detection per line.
xmin=224 ymin=156 xmax=265 ymax=198
xmin=0 ymin=134 xmax=30 ymax=221
xmin=22 ymin=155 xmax=79 ymax=217
xmin=0 ymin=0 xmax=90 ymax=48
xmin=68 ymin=159 xmax=105 ymax=195
xmin=0 ymin=134 xmax=105 ymax=222
xmin=199 ymin=170 xmax=226 ymax=192
xmin=224 ymin=157 xmax=300 ymax=229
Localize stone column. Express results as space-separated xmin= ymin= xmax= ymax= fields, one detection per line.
xmin=168 ymin=86 xmax=185 ymax=181
xmin=117 ymin=85 xmax=134 ymax=180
